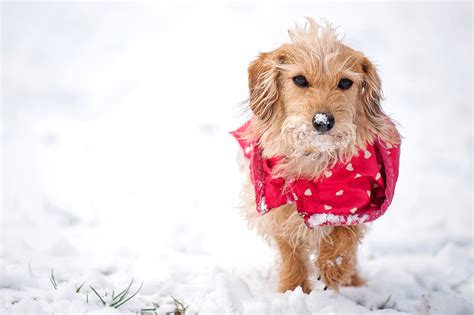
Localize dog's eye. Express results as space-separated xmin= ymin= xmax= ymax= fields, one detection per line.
xmin=338 ymin=78 xmax=353 ymax=90
xmin=292 ymin=75 xmax=309 ymax=88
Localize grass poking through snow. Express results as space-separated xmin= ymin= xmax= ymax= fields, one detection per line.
xmin=50 ymin=269 xmax=58 ymax=290
xmin=89 ymin=285 xmax=106 ymax=305
xmin=76 ymin=281 xmax=85 ymax=293
xmin=172 ymin=296 xmax=189 ymax=313
xmin=140 ymin=297 xmax=190 ymax=315
xmin=49 ymin=270 xmax=190 ymax=313
xmin=87 ymin=278 xmax=144 ymax=309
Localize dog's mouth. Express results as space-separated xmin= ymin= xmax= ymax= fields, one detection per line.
xmin=298 ymin=131 xmax=350 ymax=152
xmin=282 ymin=116 xmax=356 ymax=155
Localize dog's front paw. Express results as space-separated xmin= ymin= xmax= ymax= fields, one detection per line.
xmin=349 ymin=273 xmax=366 ymax=287
xmin=317 ymin=225 xmax=366 ymax=290
xmin=278 ymin=278 xmax=312 ymax=294
xmin=318 ymin=256 xmax=365 ymax=290
xmin=319 ymin=262 xmax=352 ymax=290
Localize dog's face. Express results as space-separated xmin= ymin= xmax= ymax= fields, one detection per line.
xmin=247 ymin=20 xmax=398 ymax=178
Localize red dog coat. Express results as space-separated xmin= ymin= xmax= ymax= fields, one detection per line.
xmin=232 ymin=120 xmax=400 ymax=227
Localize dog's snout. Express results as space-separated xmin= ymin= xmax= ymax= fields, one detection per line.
xmin=312 ymin=112 xmax=335 ymax=133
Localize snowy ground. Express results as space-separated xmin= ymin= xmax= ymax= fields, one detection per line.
xmin=1 ymin=2 xmax=473 ymax=314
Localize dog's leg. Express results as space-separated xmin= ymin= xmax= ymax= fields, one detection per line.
xmin=317 ymin=225 xmax=366 ymax=290
xmin=276 ymin=237 xmax=311 ymax=293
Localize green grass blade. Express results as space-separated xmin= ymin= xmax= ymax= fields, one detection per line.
xmin=50 ymin=269 xmax=58 ymax=290
xmin=89 ymin=285 xmax=106 ymax=305
xmin=172 ymin=296 xmax=188 ymax=311
xmin=113 ymin=281 xmax=143 ymax=308
xmin=76 ymin=281 xmax=86 ymax=293
xmin=111 ymin=278 xmax=134 ymax=305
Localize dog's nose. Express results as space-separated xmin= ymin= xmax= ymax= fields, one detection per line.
xmin=312 ymin=112 xmax=335 ymax=133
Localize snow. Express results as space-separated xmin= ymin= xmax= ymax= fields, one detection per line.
xmin=259 ymin=197 xmax=268 ymax=214
xmin=308 ymin=213 xmax=343 ymax=226
xmin=1 ymin=2 xmax=473 ymax=315
xmin=307 ymin=213 xmax=369 ymax=227
xmin=346 ymin=214 xmax=369 ymax=225
xmin=313 ymin=113 xmax=328 ymax=124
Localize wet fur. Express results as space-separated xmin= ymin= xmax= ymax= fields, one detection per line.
xmin=239 ymin=19 xmax=400 ymax=292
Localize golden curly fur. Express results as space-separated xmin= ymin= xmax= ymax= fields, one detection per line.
xmin=239 ymin=18 xmax=400 ymax=293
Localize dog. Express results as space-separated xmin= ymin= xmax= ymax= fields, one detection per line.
xmin=233 ymin=18 xmax=401 ymax=293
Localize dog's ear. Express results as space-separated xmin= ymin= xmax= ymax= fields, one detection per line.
xmin=248 ymin=51 xmax=284 ymax=122
xmin=359 ymin=56 xmax=400 ymax=143
xmin=360 ymin=57 xmax=383 ymax=125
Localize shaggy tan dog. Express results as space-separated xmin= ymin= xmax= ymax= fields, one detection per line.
xmin=239 ymin=19 xmax=400 ymax=293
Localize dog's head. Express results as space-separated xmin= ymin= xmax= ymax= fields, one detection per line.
xmin=246 ymin=19 xmax=399 ymax=178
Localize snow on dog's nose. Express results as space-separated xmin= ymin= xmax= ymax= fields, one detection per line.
xmin=312 ymin=112 xmax=335 ymax=133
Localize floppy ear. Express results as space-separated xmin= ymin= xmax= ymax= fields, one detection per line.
xmin=248 ymin=51 xmax=282 ymax=122
xmin=359 ymin=58 xmax=391 ymax=139
xmin=360 ymin=57 xmax=383 ymax=125
xmin=359 ymin=57 xmax=400 ymax=144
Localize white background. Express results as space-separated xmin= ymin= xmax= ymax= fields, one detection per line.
xmin=1 ymin=2 xmax=472 ymax=314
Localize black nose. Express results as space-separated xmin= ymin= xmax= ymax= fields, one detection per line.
xmin=312 ymin=112 xmax=335 ymax=133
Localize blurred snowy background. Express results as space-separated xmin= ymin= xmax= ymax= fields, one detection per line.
xmin=1 ymin=2 xmax=472 ymax=314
